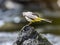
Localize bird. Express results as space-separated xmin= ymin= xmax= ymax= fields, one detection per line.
xmin=22 ymin=11 xmax=52 ymax=25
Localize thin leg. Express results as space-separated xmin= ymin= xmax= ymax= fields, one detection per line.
xmin=28 ymin=22 xmax=32 ymax=25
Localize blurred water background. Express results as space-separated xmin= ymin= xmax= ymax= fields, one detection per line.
xmin=0 ymin=0 xmax=60 ymax=45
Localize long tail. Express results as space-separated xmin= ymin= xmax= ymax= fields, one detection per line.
xmin=42 ymin=19 xmax=52 ymax=23
xmin=35 ymin=18 xmax=52 ymax=23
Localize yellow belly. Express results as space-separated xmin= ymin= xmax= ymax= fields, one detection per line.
xmin=31 ymin=18 xmax=44 ymax=22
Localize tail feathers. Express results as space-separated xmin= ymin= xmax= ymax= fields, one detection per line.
xmin=35 ymin=18 xmax=52 ymax=23
xmin=43 ymin=19 xmax=52 ymax=23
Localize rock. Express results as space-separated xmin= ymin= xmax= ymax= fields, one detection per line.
xmin=13 ymin=25 xmax=52 ymax=45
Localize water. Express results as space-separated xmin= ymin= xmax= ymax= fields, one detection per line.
xmin=0 ymin=32 xmax=18 ymax=45
xmin=0 ymin=32 xmax=60 ymax=45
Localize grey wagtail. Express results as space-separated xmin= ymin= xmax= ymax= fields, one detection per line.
xmin=22 ymin=11 xmax=52 ymax=25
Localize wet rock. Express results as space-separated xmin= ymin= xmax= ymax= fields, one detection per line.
xmin=14 ymin=25 xmax=52 ymax=45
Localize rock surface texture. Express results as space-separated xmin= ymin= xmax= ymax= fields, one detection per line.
xmin=14 ymin=25 xmax=52 ymax=45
